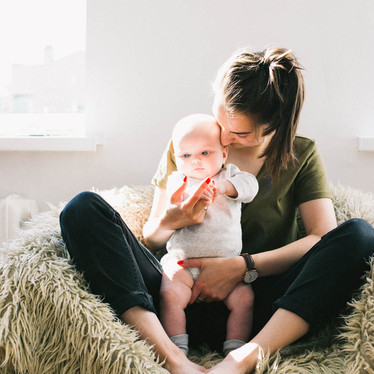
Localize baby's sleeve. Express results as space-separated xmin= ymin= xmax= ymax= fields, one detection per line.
xmin=224 ymin=163 xmax=259 ymax=203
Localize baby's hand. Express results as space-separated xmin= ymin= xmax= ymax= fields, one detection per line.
xmin=201 ymin=179 xmax=216 ymax=202
xmin=216 ymin=180 xmax=238 ymax=198
xmin=213 ymin=180 xmax=224 ymax=196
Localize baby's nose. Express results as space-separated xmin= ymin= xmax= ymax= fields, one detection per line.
xmin=192 ymin=158 xmax=202 ymax=164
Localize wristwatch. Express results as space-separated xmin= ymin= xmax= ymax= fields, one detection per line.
xmin=240 ymin=253 xmax=258 ymax=283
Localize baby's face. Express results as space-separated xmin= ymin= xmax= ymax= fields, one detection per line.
xmin=174 ymin=126 xmax=227 ymax=180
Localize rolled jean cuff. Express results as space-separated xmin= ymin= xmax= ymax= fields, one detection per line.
xmin=111 ymin=291 xmax=157 ymax=317
xmin=273 ymin=295 xmax=320 ymax=331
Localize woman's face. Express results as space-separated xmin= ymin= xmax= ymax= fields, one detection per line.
xmin=212 ymin=94 xmax=266 ymax=149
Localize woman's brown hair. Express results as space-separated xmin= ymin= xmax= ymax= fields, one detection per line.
xmin=214 ymin=47 xmax=305 ymax=181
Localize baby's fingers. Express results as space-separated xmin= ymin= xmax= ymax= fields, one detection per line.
xmin=201 ymin=190 xmax=213 ymax=201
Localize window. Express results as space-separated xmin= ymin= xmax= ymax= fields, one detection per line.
xmin=0 ymin=0 xmax=86 ymax=137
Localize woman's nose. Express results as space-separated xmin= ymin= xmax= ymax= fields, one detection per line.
xmin=220 ymin=129 xmax=233 ymax=146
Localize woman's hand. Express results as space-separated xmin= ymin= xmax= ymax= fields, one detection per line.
xmin=163 ymin=177 xmax=215 ymax=230
xmin=143 ymin=178 xmax=215 ymax=249
xmin=178 ymin=256 xmax=246 ymax=304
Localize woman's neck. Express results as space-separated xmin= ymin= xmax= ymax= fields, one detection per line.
xmin=226 ymin=137 xmax=271 ymax=177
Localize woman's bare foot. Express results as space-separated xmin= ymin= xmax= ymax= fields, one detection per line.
xmin=164 ymin=350 xmax=207 ymax=373
xmin=207 ymin=343 xmax=260 ymax=374
xmin=206 ymin=356 xmax=245 ymax=374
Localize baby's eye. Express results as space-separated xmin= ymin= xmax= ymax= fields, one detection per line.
xmin=182 ymin=153 xmax=190 ymax=158
xmin=202 ymin=151 xmax=210 ymax=155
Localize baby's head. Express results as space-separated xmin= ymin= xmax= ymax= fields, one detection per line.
xmin=172 ymin=113 xmax=228 ymax=180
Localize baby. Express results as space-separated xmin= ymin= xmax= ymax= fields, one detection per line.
xmin=160 ymin=113 xmax=259 ymax=356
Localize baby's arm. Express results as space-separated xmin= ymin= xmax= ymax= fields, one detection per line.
xmin=219 ymin=164 xmax=259 ymax=203
xmin=215 ymin=179 xmax=239 ymax=198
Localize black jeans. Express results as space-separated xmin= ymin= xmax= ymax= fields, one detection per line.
xmin=60 ymin=191 xmax=374 ymax=351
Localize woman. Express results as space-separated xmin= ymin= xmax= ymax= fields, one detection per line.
xmin=60 ymin=47 xmax=374 ymax=374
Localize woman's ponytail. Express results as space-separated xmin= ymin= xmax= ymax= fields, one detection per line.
xmin=214 ymin=47 xmax=305 ymax=182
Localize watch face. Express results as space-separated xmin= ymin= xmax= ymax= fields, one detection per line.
xmin=244 ymin=269 xmax=258 ymax=283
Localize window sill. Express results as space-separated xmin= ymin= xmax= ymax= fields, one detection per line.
xmin=0 ymin=136 xmax=103 ymax=152
xmin=357 ymin=136 xmax=374 ymax=152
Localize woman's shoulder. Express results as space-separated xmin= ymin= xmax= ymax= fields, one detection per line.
xmin=293 ymin=135 xmax=323 ymax=164
xmin=294 ymin=135 xmax=317 ymax=155
xmin=292 ymin=135 xmax=331 ymax=203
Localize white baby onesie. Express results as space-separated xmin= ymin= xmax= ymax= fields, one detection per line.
xmin=161 ymin=163 xmax=259 ymax=280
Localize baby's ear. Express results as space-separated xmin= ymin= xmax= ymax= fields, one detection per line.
xmin=222 ymin=146 xmax=229 ymax=162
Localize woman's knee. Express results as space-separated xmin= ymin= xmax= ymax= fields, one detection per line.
xmin=60 ymin=191 xmax=102 ymax=228
xmin=329 ymin=219 xmax=374 ymax=268
xmin=342 ymin=218 xmax=374 ymax=255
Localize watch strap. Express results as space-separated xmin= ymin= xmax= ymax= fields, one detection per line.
xmin=240 ymin=253 xmax=256 ymax=271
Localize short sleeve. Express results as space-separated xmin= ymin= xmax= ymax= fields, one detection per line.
xmin=294 ymin=141 xmax=332 ymax=205
xmin=151 ymin=139 xmax=178 ymax=189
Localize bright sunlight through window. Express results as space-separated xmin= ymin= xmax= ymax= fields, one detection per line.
xmin=0 ymin=0 xmax=86 ymax=137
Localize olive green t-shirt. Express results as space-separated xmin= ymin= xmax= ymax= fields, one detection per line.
xmin=151 ymin=136 xmax=331 ymax=254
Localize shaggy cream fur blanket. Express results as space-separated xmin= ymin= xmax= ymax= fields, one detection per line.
xmin=0 ymin=184 xmax=373 ymax=374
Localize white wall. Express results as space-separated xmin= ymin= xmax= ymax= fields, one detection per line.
xmin=1 ymin=0 xmax=373 ymax=211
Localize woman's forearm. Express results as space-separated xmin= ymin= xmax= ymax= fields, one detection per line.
xmin=182 ymin=233 xmax=324 ymax=303
xmin=143 ymin=204 xmax=196 ymax=249
xmin=143 ymin=216 xmax=175 ymax=249
xmin=252 ymin=233 xmax=322 ymax=277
